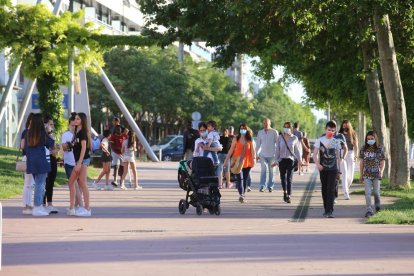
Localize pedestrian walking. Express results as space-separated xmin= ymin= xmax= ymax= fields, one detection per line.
xmin=256 ymin=118 xmax=279 ymax=192
xmin=202 ymin=120 xmax=221 ymax=166
xmin=339 ymin=120 xmax=358 ymax=193
xmin=273 ymin=122 xmax=302 ymax=203
xmin=61 ymin=113 xmax=84 ymax=209
xmin=20 ymin=113 xmax=35 ymax=215
xmin=120 ymin=130 xmax=142 ymax=190
xmin=182 ymin=120 xmax=199 ymax=160
xmin=67 ymin=112 xmax=92 ymax=217
xmin=313 ymin=120 xmax=342 ymax=218
xmin=43 ymin=116 xmax=59 ymax=214
xmin=109 ymin=125 xmax=126 ymax=187
xmin=301 ymin=132 xmax=311 ymax=173
xmin=359 ymin=131 xmax=385 ymax=218
xmin=293 ymin=122 xmax=304 ymax=175
xmin=93 ymin=129 xmax=113 ymax=190
xmin=224 ymin=123 xmax=256 ymax=203
xmin=23 ymin=113 xmax=55 ymax=216
xmin=218 ymin=128 xmax=233 ymax=189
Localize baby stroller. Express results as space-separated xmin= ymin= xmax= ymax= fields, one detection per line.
xmin=177 ymin=157 xmax=221 ymax=216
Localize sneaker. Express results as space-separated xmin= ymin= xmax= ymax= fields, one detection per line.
xmin=365 ymin=211 xmax=373 ymax=218
xmin=239 ymin=196 xmax=245 ymax=203
xmin=323 ymin=211 xmax=328 ymax=217
xmin=104 ymin=184 xmax=113 ymax=191
xmin=226 ymin=183 xmax=233 ymax=189
xmin=120 ymin=185 xmax=128 ymax=190
xmin=283 ymin=193 xmax=288 ymax=203
xmin=259 ymin=188 xmax=265 ymax=192
xmin=111 ymin=181 xmax=118 ymax=187
xmin=247 ymin=187 xmax=252 ymax=192
xmin=344 ymin=195 xmax=350 ymax=200
xmin=66 ymin=208 xmax=76 ymax=216
xmin=268 ymin=188 xmax=273 ymax=193
xmin=327 ymin=212 xmax=335 ymax=218
xmin=134 ymin=186 xmax=143 ymax=190
xmin=46 ymin=205 xmax=59 ymax=214
xmin=334 ymin=199 xmax=337 ymax=204
xmin=76 ymin=207 xmax=92 ymax=217
xmin=375 ymin=207 xmax=381 ymax=212
xmin=286 ymin=195 xmax=291 ymax=204
xmin=91 ymin=181 xmax=102 ymax=191
xmin=22 ymin=208 xmax=32 ymax=215
xmin=32 ymin=206 xmax=49 ymax=216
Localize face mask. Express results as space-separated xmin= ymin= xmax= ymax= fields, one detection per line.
xmin=240 ymin=129 xmax=247 ymax=135
xmin=367 ymin=139 xmax=375 ymax=145
xmin=283 ymin=128 xmax=290 ymax=134
xmin=326 ymin=131 xmax=334 ymax=138
xmin=201 ymin=131 xmax=208 ymax=138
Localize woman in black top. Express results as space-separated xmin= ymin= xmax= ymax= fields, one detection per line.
xmin=67 ymin=112 xmax=92 ymax=217
xmin=218 ymin=128 xmax=233 ymax=189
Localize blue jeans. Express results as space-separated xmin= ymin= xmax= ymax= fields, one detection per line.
xmin=33 ymin=173 xmax=48 ymax=207
xmin=236 ymin=167 xmax=252 ymax=196
xmin=260 ymin=156 xmax=275 ymax=189
xmin=203 ymin=142 xmax=219 ymax=165
xmin=217 ymin=153 xmax=230 ymax=174
xmin=64 ymin=164 xmax=74 ymax=179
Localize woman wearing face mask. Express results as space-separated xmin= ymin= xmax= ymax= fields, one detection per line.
xmin=223 ymin=123 xmax=256 ymax=203
xmin=273 ymin=122 xmax=302 ymax=203
xmin=339 ymin=120 xmax=358 ymax=197
xmin=359 ymin=131 xmax=385 ymax=218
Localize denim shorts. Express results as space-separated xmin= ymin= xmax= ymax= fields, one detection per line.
xmin=82 ymin=158 xmax=90 ymax=166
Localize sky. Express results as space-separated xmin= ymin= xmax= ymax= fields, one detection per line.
xmin=246 ymin=61 xmax=326 ymax=121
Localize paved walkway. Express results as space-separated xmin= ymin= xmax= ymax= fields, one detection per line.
xmin=1 ymin=162 xmax=414 ymax=275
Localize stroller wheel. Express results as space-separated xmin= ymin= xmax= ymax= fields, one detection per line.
xmin=196 ymin=203 xmax=203 ymax=216
xmin=208 ymin=208 xmax=215 ymax=215
xmin=214 ymin=206 xmax=221 ymax=216
xmin=178 ymin=199 xmax=187 ymax=215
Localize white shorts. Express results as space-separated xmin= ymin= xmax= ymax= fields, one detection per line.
xmin=123 ymin=155 xmax=135 ymax=163
xmin=111 ymin=152 xmax=123 ymax=166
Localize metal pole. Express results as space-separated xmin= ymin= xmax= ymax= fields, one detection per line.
xmin=52 ymin=0 xmax=64 ymax=14
xmin=12 ymin=79 xmax=36 ymax=146
xmin=178 ymin=42 xmax=184 ymax=62
xmin=0 ymin=63 xmax=21 ymax=122
xmin=97 ymin=66 xmax=159 ymax=162
xmin=326 ymin=102 xmax=331 ymax=121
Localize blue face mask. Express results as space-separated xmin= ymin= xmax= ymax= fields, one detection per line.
xmin=283 ymin=128 xmax=290 ymax=134
xmin=367 ymin=139 xmax=375 ymax=145
xmin=240 ymin=129 xmax=247 ymax=135
xmin=201 ymin=131 xmax=208 ymax=138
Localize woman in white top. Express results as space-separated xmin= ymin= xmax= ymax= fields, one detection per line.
xmin=93 ymin=130 xmax=113 ymax=190
xmin=120 ymin=130 xmax=142 ymax=190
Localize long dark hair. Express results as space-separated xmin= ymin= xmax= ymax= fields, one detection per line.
xmin=362 ymin=130 xmax=379 ymax=152
xmin=339 ymin=119 xmax=357 ymax=145
xmin=76 ymin=112 xmax=91 ymax=149
xmin=27 ymin=113 xmax=46 ymax=147
xmin=236 ymin=123 xmax=253 ymax=141
xmin=127 ymin=130 xmax=136 ymax=149
xmin=25 ymin=112 xmax=34 ymax=129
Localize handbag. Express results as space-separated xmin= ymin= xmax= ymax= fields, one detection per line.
xmin=16 ymin=149 xmax=27 ymax=172
xmin=230 ymin=142 xmax=247 ymax=174
xmin=281 ymin=135 xmax=299 ymax=172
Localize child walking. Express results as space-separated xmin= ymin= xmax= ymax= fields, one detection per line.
xmin=359 ymin=131 xmax=385 ymax=218
xmin=93 ymin=130 xmax=113 ymax=190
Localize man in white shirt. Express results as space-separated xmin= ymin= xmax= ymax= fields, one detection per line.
xmin=61 ymin=115 xmax=83 ymax=209
xmin=256 ymin=118 xmax=279 ymax=192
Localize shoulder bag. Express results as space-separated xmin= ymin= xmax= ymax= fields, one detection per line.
xmin=230 ymin=142 xmax=247 ymax=174
xmin=16 ymin=148 xmax=27 ymax=172
xmin=281 ymin=135 xmax=299 ymax=172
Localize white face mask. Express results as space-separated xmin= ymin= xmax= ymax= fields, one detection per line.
xmin=283 ymin=128 xmax=290 ymax=134
xmin=367 ymin=139 xmax=375 ymax=145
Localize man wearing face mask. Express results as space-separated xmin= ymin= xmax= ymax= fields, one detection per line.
xmin=313 ymin=120 xmax=343 ymax=218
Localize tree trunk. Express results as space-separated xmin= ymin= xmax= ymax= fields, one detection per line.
xmin=361 ymin=42 xmax=390 ymax=179
xmin=374 ymin=13 xmax=410 ymax=188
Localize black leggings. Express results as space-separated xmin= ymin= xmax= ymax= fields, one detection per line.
xmin=44 ymin=155 xmax=57 ymax=204
xmin=279 ymin=158 xmax=294 ymax=195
